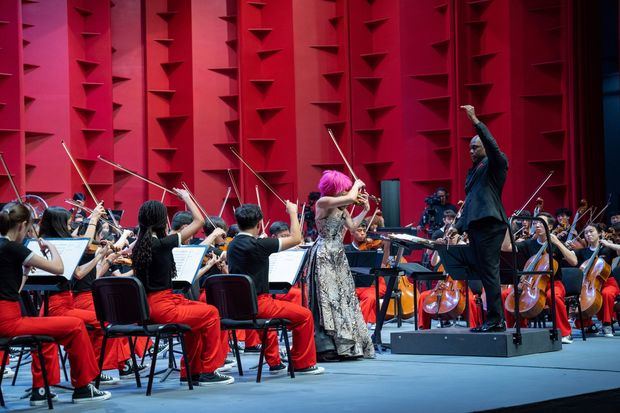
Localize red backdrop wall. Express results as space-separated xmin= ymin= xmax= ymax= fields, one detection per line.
xmin=0 ymin=0 xmax=606 ymax=227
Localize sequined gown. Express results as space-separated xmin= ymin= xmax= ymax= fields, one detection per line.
xmin=306 ymin=209 xmax=375 ymax=358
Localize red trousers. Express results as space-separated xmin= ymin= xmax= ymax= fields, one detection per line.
xmin=148 ymin=290 xmax=225 ymax=377
xmin=43 ymin=291 xmax=128 ymax=372
xmin=73 ymin=291 xmax=131 ymax=370
xmin=275 ymin=286 xmax=302 ymax=306
xmin=254 ymin=294 xmax=316 ymax=370
xmin=503 ymin=281 xmax=572 ymax=337
xmin=355 ymin=278 xmax=387 ymax=324
xmin=0 ymin=300 xmax=98 ymax=388
xmin=416 ymin=289 xmax=481 ymax=329
xmin=575 ymin=277 xmax=620 ymax=327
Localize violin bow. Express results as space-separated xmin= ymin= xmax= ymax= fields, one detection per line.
xmin=255 ymin=185 xmax=267 ymax=233
xmin=227 ymin=169 xmax=243 ymax=205
xmin=576 ymin=194 xmax=612 ymax=239
xmin=365 ymin=208 xmax=379 ymax=233
xmin=62 ymin=141 xmax=100 ymax=205
xmin=326 ymin=129 xmax=381 ymax=205
xmin=218 ymin=187 xmax=232 ymax=217
xmin=514 ymin=171 xmax=554 ymax=217
xmin=181 ymin=181 xmax=216 ymax=228
xmin=98 ymin=156 xmax=176 ymax=196
xmin=0 ymin=153 xmax=22 ymax=202
xmin=64 ymin=199 xmax=123 ymax=233
xmin=229 ymin=147 xmax=286 ymax=205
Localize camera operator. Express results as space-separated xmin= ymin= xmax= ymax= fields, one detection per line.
xmin=417 ymin=187 xmax=457 ymax=233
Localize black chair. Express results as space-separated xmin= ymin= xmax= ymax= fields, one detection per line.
xmin=91 ymin=277 xmax=193 ymax=396
xmin=0 ymin=335 xmax=55 ymax=409
xmin=204 ymin=274 xmax=294 ymax=383
xmin=562 ymin=267 xmax=586 ymax=341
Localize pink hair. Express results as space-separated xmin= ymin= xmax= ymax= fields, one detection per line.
xmin=318 ymin=170 xmax=353 ymax=197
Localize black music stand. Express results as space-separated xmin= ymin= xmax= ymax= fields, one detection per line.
xmin=371 ymin=236 xmax=428 ymax=350
xmin=397 ymin=262 xmax=444 ymax=330
xmin=435 ymin=245 xmax=480 ymax=329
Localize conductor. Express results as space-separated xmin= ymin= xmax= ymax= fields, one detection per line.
xmin=446 ymin=105 xmax=509 ymax=333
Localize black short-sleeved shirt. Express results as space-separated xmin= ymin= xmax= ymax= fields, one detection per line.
xmin=0 ymin=238 xmax=34 ymax=301
xmin=71 ymin=252 xmax=96 ymax=293
xmin=227 ymin=233 xmax=280 ymax=295
xmin=574 ymin=246 xmax=617 ymax=267
xmin=516 ymin=238 xmax=563 ymax=281
xmin=136 ymin=233 xmax=181 ymax=293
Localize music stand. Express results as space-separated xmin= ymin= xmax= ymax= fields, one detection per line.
xmin=346 ymin=250 xmax=383 ymax=288
xmin=371 ymin=236 xmax=430 ymax=349
xmin=434 ymin=245 xmax=481 ymax=329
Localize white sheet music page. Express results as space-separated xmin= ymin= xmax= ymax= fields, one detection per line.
xmin=173 ymin=246 xmax=208 ymax=284
xmin=26 ymin=238 xmax=90 ymax=280
xmin=269 ymin=249 xmax=307 ymax=285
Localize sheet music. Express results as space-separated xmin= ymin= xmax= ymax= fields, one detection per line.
xmin=269 ymin=249 xmax=307 ymax=285
xmin=389 ymin=233 xmax=434 ymax=247
xmin=173 ymin=246 xmax=208 ymax=284
xmin=26 ymin=238 xmax=90 ymax=280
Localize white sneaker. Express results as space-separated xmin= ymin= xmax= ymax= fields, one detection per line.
xmin=3 ymin=367 xmax=14 ymax=378
xmin=294 ymin=365 xmax=325 ymax=375
xmin=97 ymin=373 xmax=120 ymax=385
xmin=561 ymin=335 xmax=573 ymax=344
xmin=602 ymin=326 xmax=614 ymax=337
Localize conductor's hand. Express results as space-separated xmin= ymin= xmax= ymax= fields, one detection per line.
xmin=460 ymin=105 xmax=480 ymax=124
xmin=285 ymin=200 xmax=298 ymax=216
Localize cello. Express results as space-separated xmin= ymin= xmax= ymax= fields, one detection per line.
xmin=422 ymin=264 xmax=467 ymax=320
xmin=504 ymin=241 xmax=558 ymax=319
xmin=579 ymin=243 xmax=611 ymax=317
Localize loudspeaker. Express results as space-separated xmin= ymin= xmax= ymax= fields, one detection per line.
xmin=380 ymin=180 xmax=400 ymax=227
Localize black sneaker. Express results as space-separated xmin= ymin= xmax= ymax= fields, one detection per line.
xmin=29 ymin=387 xmax=58 ymax=407
xmin=180 ymin=375 xmax=200 ymax=386
xmin=72 ymin=384 xmax=111 ymax=404
xmin=294 ymin=365 xmax=325 ymax=375
xmin=244 ymin=345 xmax=262 ymax=353
xmin=97 ymin=372 xmax=120 ymax=385
xmin=585 ymin=324 xmax=599 ymax=335
xmin=196 ymin=371 xmax=235 ymax=386
xmin=119 ymin=360 xmax=148 ymax=379
xmin=269 ymin=363 xmax=288 ymax=375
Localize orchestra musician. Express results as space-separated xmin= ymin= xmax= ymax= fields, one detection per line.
xmin=564 ymin=224 xmax=620 ymax=337
xmin=0 ymin=202 xmax=111 ymax=405
xmin=345 ymin=221 xmax=387 ymax=326
xmin=131 ymin=191 xmax=234 ymax=386
xmin=446 ymin=105 xmax=509 ymax=333
xmin=227 ymin=203 xmax=324 ymax=375
xmin=500 ymin=212 xmax=575 ymax=344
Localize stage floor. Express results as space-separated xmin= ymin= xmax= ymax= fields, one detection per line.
xmin=2 ymin=323 xmax=620 ymax=412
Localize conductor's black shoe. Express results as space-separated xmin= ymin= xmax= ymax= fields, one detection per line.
xmin=470 ymin=321 xmax=506 ymax=333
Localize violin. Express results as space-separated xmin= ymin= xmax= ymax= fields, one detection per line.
xmin=358 ymin=238 xmax=383 ymax=251
xmin=504 ymin=241 xmax=557 ymax=319
xmin=422 ymin=264 xmax=467 ymax=320
xmin=579 ymin=243 xmax=611 ymax=317
xmin=219 ymin=236 xmax=233 ymax=251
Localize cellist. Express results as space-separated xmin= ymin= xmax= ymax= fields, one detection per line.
xmin=416 ymin=230 xmax=482 ymax=330
xmin=564 ymin=224 xmax=620 ymax=337
xmin=500 ymin=212 xmax=575 ymax=344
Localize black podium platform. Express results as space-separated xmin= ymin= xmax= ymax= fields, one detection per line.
xmin=391 ymin=328 xmax=562 ymax=357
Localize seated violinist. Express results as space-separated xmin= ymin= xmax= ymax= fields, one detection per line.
xmin=563 ymin=224 xmax=620 ymax=337
xmin=501 ymin=212 xmax=575 ymax=344
xmin=347 ymin=221 xmax=387 ymax=325
xmin=417 ymin=231 xmax=481 ymax=329
xmin=610 ymin=211 xmax=620 ymax=226
xmin=431 ymin=210 xmax=456 ymax=241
